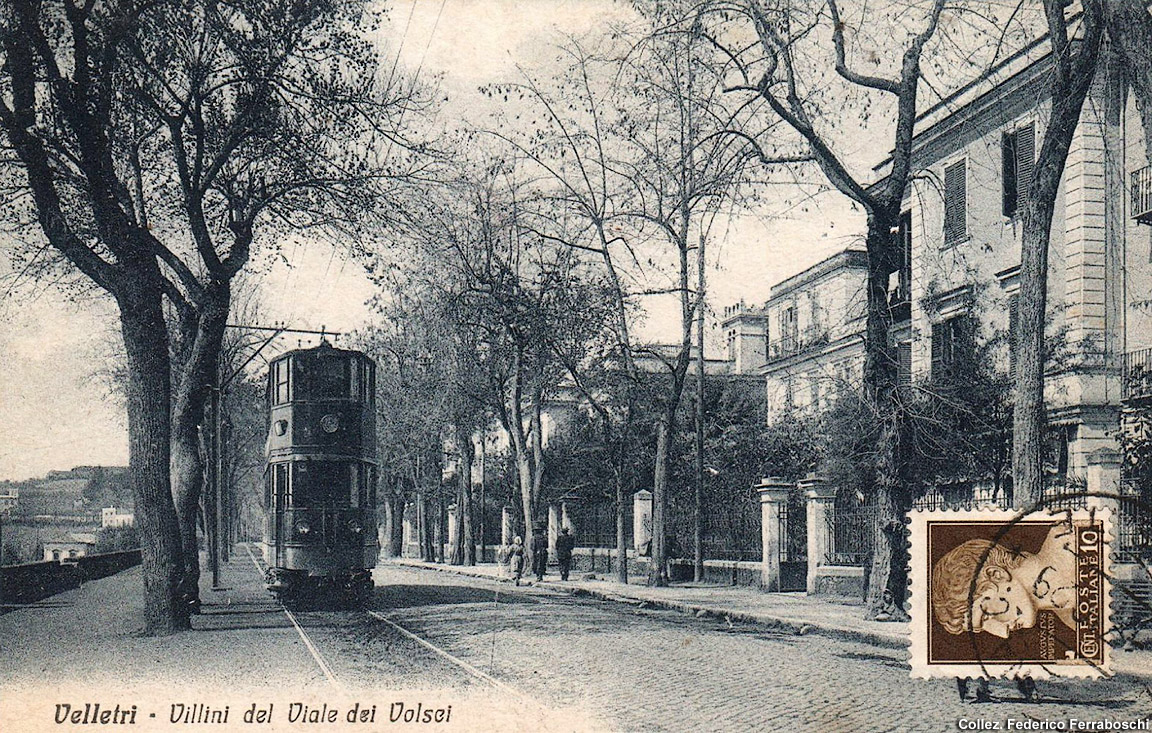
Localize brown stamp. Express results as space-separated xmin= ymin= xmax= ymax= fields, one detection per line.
xmin=909 ymin=507 xmax=1112 ymax=679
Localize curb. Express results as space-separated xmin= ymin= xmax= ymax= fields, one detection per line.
xmin=388 ymin=561 xmax=1152 ymax=682
xmin=387 ymin=559 xmax=908 ymax=651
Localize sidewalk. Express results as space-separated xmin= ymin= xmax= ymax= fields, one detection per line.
xmin=0 ymin=546 xmax=332 ymax=694
xmin=389 ymin=557 xmax=1152 ymax=680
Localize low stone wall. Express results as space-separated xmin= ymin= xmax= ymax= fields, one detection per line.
xmin=809 ymin=565 xmax=865 ymax=598
xmin=1 ymin=549 xmax=142 ymax=608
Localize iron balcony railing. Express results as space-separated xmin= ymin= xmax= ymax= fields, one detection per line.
xmin=1124 ymin=347 xmax=1152 ymax=403
xmin=1131 ymin=165 xmax=1152 ymax=225
xmin=768 ymin=327 xmax=830 ymax=362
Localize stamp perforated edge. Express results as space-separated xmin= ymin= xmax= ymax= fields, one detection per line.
xmin=908 ymin=505 xmax=1113 ymax=680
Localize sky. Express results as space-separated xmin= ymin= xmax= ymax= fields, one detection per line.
xmin=0 ymin=0 xmax=863 ymax=482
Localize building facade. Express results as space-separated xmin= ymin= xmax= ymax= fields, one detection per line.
xmin=727 ymin=39 xmax=1152 ymax=497
xmin=897 ymin=42 xmax=1152 ymax=495
xmin=723 ymin=249 xmax=870 ymax=418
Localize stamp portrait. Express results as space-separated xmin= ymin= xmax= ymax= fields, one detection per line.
xmin=910 ymin=508 xmax=1112 ymax=679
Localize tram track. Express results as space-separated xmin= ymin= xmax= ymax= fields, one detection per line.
xmin=242 ymin=542 xmax=344 ymax=690
xmin=240 ymin=543 xmax=540 ymax=708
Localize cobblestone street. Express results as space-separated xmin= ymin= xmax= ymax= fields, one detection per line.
xmin=3 ymin=555 xmax=1150 ymax=733
xmin=355 ymin=564 xmax=1152 ymax=733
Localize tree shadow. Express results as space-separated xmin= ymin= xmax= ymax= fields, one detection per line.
xmin=371 ymin=584 xmax=539 ymax=610
xmin=834 ymin=650 xmax=907 ymax=670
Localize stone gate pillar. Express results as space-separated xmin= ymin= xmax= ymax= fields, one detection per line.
xmin=561 ymin=502 xmax=574 ymax=533
xmin=755 ymin=477 xmax=792 ymax=591
xmin=633 ymin=490 xmax=653 ymax=554
xmin=548 ymin=503 xmax=561 ymax=552
xmin=1085 ymin=447 xmax=1122 ymax=514
xmin=402 ymin=503 xmax=415 ymax=558
xmin=802 ymin=476 xmax=835 ymax=595
xmin=447 ymin=504 xmax=457 ymax=551
xmin=501 ymin=506 xmax=513 ymax=546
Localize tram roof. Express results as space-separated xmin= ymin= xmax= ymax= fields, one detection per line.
xmin=270 ymin=339 xmax=371 ymax=363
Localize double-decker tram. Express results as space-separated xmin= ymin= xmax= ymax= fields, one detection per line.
xmin=263 ymin=340 xmax=378 ymax=605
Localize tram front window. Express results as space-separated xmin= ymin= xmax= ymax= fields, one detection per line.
xmin=291 ymin=462 xmax=352 ymax=508
xmin=295 ymin=354 xmax=350 ymax=399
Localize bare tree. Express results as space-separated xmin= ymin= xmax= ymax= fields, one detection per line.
xmin=0 ymin=0 xmax=429 ymax=619
xmin=705 ymin=0 xmax=949 ymax=616
xmin=1 ymin=0 xmax=189 ymax=633
xmin=494 ymin=15 xmax=766 ymax=585
xmin=1104 ymin=0 xmax=1152 ymax=163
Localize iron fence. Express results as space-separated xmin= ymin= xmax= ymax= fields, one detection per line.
xmin=667 ymin=494 xmax=761 ymax=562
xmin=825 ymin=502 xmax=878 ymax=566
xmin=1118 ymin=478 xmax=1152 ymax=564
xmin=779 ymin=490 xmax=808 ymax=563
xmin=564 ymin=500 xmax=632 ymax=550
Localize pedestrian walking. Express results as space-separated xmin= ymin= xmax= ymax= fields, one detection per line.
xmin=531 ymin=526 xmax=548 ymax=581
xmin=508 ymin=536 xmax=525 ymax=586
xmin=555 ymin=526 xmax=575 ymax=581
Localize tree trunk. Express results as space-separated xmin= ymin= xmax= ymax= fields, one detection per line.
xmin=382 ymin=476 xmax=406 ymax=558
xmin=615 ymin=469 xmax=628 ymax=584
xmin=437 ymin=478 xmax=446 ymax=563
xmin=1105 ymin=0 xmax=1152 ymax=162
xmin=508 ymin=347 xmax=537 ymax=568
xmin=649 ymin=227 xmax=694 ymax=588
xmin=460 ymin=431 xmax=476 ymax=565
xmin=1013 ymin=0 xmax=1103 ymax=508
xmin=170 ymin=282 xmax=230 ymax=610
xmin=694 ymin=234 xmax=707 ymax=582
xmin=117 ymin=276 xmax=189 ymax=634
xmin=649 ymin=414 xmax=674 ymax=587
xmin=860 ymin=212 xmax=908 ymax=619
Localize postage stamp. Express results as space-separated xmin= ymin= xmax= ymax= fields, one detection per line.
xmin=909 ymin=507 xmax=1112 ymax=679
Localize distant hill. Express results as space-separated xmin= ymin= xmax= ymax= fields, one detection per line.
xmin=1 ymin=466 xmax=131 ymax=518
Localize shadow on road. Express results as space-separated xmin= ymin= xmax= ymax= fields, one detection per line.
xmin=371 ymin=583 xmax=537 ymax=610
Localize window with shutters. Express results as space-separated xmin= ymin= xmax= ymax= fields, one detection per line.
xmin=931 ymin=314 xmax=973 ymax=380
xmin=897 ymin=341 xmax=912 ymax=387
xmin=943 ymin=160 xmax=967 ymax=245
xmin=896 ymin=211 xmax=912 ymax=303
xmin=778 ymin=305 xmax=797 ymax=354
xmin=1002 ymin=123 xmax=1035 ymax=218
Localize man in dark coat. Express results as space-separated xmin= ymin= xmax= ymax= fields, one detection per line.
xmin=531 ymin=526 xmax=548 ymax=581
xmin=555 ymin=527 xmax=575 ymax=581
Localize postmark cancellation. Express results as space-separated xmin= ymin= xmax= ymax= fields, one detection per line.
xmin=909 ymin=507 xmax=1112 ymax=679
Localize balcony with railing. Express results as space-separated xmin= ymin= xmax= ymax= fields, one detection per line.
xmin=1124 ymin=347 xmax=1152 ymax=404
xmin=768 ymin=326 xmax=830 ymax=362
xmin=1132 ymin=165 xmax=1152 ymax=225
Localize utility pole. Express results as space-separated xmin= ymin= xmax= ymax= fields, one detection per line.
xmin=478 ymin=434 xmax=486 ymax=562
xmin=209 ymin=384 xmax=222 ymax=589
xmin=205 ymin=323 xmax=342 ymax=589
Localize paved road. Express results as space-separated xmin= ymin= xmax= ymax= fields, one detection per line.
xmin=3 ymin=554 xmax=1149 ymax=733
xmin=303 ymin=563 xmax=1151 ymax=733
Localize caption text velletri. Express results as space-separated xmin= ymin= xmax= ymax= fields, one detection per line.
xmin=53 ymin=702 xmax=452 ymax=726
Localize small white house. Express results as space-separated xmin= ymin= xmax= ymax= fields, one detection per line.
xmin=43 ymin=533 xmax=97 ymax=562
xmin=101 ymin=506 xmax=134 ymax=528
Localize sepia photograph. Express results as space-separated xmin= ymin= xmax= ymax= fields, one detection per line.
xmin=1 ymin=0 xmax=1151 ymax=730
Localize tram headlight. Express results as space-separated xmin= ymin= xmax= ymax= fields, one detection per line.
xmin=294 ymin=520 xmax=311 ymax=537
